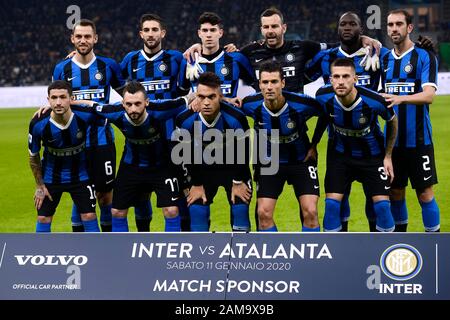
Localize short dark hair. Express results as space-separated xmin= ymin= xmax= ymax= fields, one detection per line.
xmin=123 ymin=81 xmax=148 ymax=99
xmin=260 ymin=7 xmax=284 ymax=24
xmin=330 ymin=58 xmax=356 ymax=72
xmin=259 ymin=61 xmax=284 ymax=80
xmin=339 ymin=11 xmax=362 ymax=26
xmin=140 ymin=13 xmax=165 ymax=30
xmin=198 ymin=12 xmax=223 ymax=28
xmin=48 ymin=80 xmax=72 ymax=96
xmin=198 ymin=72 xmax=221 ymax=89
xmin=388 ymin=9 xmax=413 ymax=25
xmin=72 ymin=19 xmax=96 ymax=34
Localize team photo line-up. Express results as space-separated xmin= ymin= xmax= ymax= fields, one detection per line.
xmin=28 ymin=7 xmax=440 ymax=233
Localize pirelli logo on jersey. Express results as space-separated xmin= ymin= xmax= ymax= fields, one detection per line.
xmin=333 ymin=125 xmax=371 ymax=137
xmin=47 ymin=142 xmax=86 ymax=156
xmin=255 ymin=66 xmax=296 ymax=80
xmin=220 ymin=84 xmax=232 ymax=95
xmin=127 ymin=134 xmax=161 ymax=145
xmin=357 ymin=75 xmax=371 ymax=86
xmin=73 ymin=89 xmax=105 ymax=100
xmin=282 ymin=66 xmax=296 ymax=77
xmin=193 ymin=84 xmax=232 ymax=95
xmin=141 ymin=80 xmax=170 ymax=92
xmin=385 ymin=82 xmax=415 ymax=94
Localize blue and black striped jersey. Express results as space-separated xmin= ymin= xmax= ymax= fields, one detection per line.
xmin=121 ymin=49 xmax=184 ymax=142
xmin=305 ymin=46 xmax=390 ymax=91
xmin=178 ymin=50 xmax=255 ymax=97
xmin=175 ymin=102 xmax=250 ymax=185
xmin=381 ymin=46 xmax=438 ymax=147
xmin=28 ymin=106 xmax=96 ymax=184
xmin=121 ymin=49 xmax=183 ymax=100
xmin=242 ymin=91 xmax=323 ymax=164
xmin=94 ymin=98 xmax=188 ymax=168
xmin=315 ymin=85 xmax=395 ymax=158
xmin=53 ymin=55 xmax=125 ymax=148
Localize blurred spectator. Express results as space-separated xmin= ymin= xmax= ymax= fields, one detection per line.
xmin=1 ymin=0 xmax=447 ymax=86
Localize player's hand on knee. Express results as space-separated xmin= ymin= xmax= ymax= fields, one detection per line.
xmin=183 ymin=43 xmax=202 ymax=64
xmin=231 ymin=181 xmax=252 ymax=204
xmin=304 ymin=146 xmax=318 ymax=162
xmin=34 ymin=184 xmax=52 ymax=210
xmin=224 ymin=43 xmax=238 ymax=53
xmin=34 ymin=105 xmax=51 ymax=118
xmin=187 ymin=185 xmax=207 ymax=206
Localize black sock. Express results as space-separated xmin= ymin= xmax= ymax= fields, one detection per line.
xmin=135 ymin=218 xmax=151 ymax=232
xmin=299 ymin=208 xmax=304 ymax=226
xmin=394 ymin=224 xmax=407 ymax=232
xmin=72 ymin=225 xmax=85 ymax=232
xmin=369 ymin=220 xmax=377 ymax=232
xmin=101 ymin=224 xmax=112 ymax=232
xmin=341 ymin=221 xmax=348 ymax=232
xmin=181 ymin=216 xmax=191 ymax=232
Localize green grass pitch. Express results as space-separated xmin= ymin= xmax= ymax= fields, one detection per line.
xmin=1 ymin=95 xmax=448 ymax=232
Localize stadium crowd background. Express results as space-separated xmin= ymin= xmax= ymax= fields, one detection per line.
xmin=2 ymin=0 xmax=449 ymax=87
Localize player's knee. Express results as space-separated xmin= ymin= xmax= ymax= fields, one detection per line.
xmin=417 ymin=188 xmax=434 ymax=203
xmin=112 ymin=208 xmax=127 ymax=218
xmin=301 ymin=201 xmax=318 ymax=217
xmin=80 ymin=212 xmax=97 ymax=221
xmin=257 ymin=206 xmax=274 ymax=228
xmin=302 ymin=206 xmax=319 ymax=226
xmin=37 ymin=216 xmax=52 ymax=224
xmin=390 ymin=188 xmax=405 ymax=201
xmin=163 ymin=206 xmax=179 ymax=218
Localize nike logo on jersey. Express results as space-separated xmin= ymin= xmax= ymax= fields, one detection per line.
xmin=133 ymin=67 xmax=142 ymax=72
xmin=313 ymin=185 xmax=319 ymax=189
xmin=105 ymin=179 xmax=114 ymax=184
xmin=329 ymin=114 xmax=337 ymax=117
xmin=171 ymin=197 xmax=179 ymax=201
xmin=383 ymin=68 xmax=390 ymax=73
xmin=384 ymin=186 xmax=391 ymax=190
xmin=255 ymin=58 xmax=264 ymax=63
xmin=257 ymin=122 xmax=267 ymax=126
xmin=424 ymin=175 xmax=432 ymax=181
xmin=48 ymin=138 xmax=57 ymax=143
xmin=91 ymin=204 xmax=96 ymax=208
xmin=67 ymin=76 xmax=77 ymax=81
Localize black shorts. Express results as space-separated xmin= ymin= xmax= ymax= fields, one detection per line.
xmin=192 ymin=168 xmax=252 ymax=205
xmin=255 ymin=160 xmax=320 ymax=199
xmin=172 ymin=162 xmax=191 ymax=193
xmin=391 ymin=145 xmax=438 ymax=190
xmin=38 ymin=181 xmax=96 ymax=217
xmin=325 ymin=151 xmax=390 ymax=197
xmin=112 ymin=163 xmax=179 ymax=209
xmin=86 ymin=144 xmax=116 ymax=193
